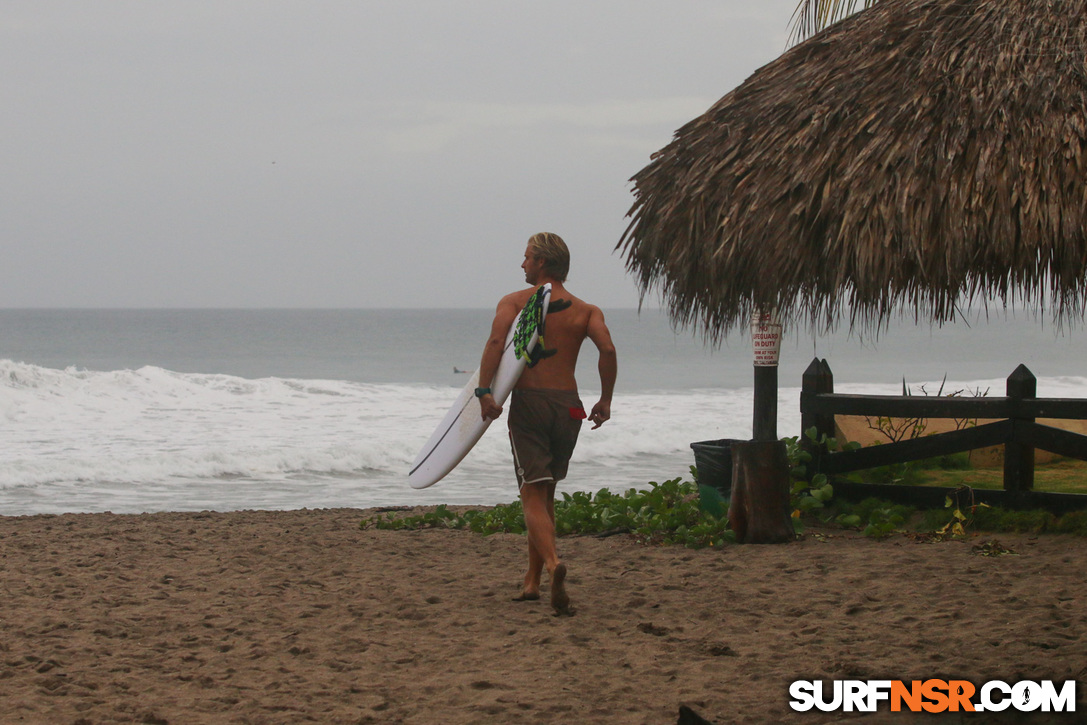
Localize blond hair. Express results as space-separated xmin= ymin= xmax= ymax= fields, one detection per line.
xmin=527 ymin=232 xmax=570 ymax=282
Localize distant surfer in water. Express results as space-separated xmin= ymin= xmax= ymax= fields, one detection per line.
xmin=476 ymin=232 xmax=617 ymax=616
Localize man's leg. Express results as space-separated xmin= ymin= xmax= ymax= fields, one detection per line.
xmin=516 ymin=530 xmax=543 ymax=601
xmin=515 ymin=481 xmax=547 ymax=599
xmin=546 ymin=484 xmax=570 ymax=614
xmin=520 ymin=480 xmax=570 ymax=614
xmin=516 ymin=480 xmax=558 ymax=599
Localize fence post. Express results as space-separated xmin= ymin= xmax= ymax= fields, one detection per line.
xmin=1004 ymin=364 xmax=1036 ymax=494
xmin=800 ymin=358 xmax=834 ymax=476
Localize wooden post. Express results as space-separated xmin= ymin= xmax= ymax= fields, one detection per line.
xmin=735 ymin=310 xmax=791 ymax=544
xmin=817 ymin=358 xmax=834 ymax=438
xmin=750 ymin=310 xmax=782 ymax=442
xmin=1004 ymin=364 xmax=1036 ymax=494
xmin=752 ymin=365 xmax=778 ymax=441
xmin=800 ymin=358 xmax=835 ymax=439
xmin=800 ymin=358 xmax=834 ymax=479
xmin=800 ymin=358 xmax=821 ymax=439
xmin=728 ymin=440 xmax=794 ymax=544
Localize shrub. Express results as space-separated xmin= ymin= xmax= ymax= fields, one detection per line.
xmin=362 ymin=478 xmax=735 ymax=549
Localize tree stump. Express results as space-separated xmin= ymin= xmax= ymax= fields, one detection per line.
xmin=728 ymin=440 xmax=794 ymax=544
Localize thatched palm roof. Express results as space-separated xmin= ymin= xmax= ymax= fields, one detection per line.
xmin=619 ymin=0 xmax=1087 ymax=340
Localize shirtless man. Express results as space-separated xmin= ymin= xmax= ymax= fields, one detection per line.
xmin=476 ymin=233 xmax=617 ymax=616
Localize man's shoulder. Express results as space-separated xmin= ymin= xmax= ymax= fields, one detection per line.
xmin=509 ymin=286 xmax=539 ymax=300
xmin=565 ymin=295 xmax=602 ymax=318
xmin=498 ymin=288 xmax=535 ymax=309
xmin=498 ymin=284 xmax=600 ymax=317
xmin=500 ymin=284 xmax=569 ymax=306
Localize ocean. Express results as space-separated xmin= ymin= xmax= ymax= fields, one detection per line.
xmin=2 ymin=308 xmax=1086 ymax=515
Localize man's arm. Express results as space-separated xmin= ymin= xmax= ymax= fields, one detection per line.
xmin=586 ymin=306 xmax=616 ymax=430
xmin=477 ymin=295 xmax=520 ymax=420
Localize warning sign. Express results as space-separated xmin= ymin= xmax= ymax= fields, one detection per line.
xmin=751 ymin=311 xmax=782 ymax=367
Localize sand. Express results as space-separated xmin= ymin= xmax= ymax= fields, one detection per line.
xmin=1 ymin=507 xmax=1084 ymax=724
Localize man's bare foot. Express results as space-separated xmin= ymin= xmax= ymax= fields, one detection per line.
xmin=550 ymin=563 xmax=572 ymax=616
xmin=512 ymin=589 xmax=540 ymax=602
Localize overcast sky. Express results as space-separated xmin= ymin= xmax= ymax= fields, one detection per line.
xmin=3 ymin=1 xmax=800 ymax=309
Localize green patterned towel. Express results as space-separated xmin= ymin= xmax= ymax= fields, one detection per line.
xmin=513 ymin=286 xmax=547 ymax=362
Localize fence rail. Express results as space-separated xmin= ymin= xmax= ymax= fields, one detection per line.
xmin=804 ymin=394 xmax=1087 ymax=420
xmin=799 ymin=359 xmax=1087 ymax=512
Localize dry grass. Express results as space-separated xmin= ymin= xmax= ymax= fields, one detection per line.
xmin=916 ymin=457 xmax=1087 ymax=494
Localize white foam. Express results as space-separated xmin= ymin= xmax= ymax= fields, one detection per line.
xmin=2 ymin=359 xmax=1086 ymax=514
xmin=1 ymin=361 xmax=424 ymax=484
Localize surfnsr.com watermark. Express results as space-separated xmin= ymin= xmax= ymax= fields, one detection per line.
xmin=789 ymin=679 xmax=1077 ymax=713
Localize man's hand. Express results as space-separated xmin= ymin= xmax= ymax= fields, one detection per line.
xmin=589 ymin=400 xmax=610 ymax=430
xmin=480 ymin=394 xmax=503 ymax=421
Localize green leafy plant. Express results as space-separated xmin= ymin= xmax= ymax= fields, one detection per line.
xmin=365 ymin=504 xmax=464 ymax=531
xmin=861 ymin=506 xmax=908 ymax=539
xmin=367 ymin=437 xmax=1087 ymax=548
xmin=785 ymin=427 xmax=858 ymax=517
xmin=362 ymin=478 xmax=735 ymax=549
xmin=792 ymin=478 xmax=834 ymax=513
xmin=830 ymin=497 xmax=916 ymax=539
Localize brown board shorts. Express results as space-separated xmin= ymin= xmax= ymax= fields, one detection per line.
xmin=508 ymin=388 xmax=585 ymax=488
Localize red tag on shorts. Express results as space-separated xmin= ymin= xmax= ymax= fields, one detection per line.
xmin=569 ymin=407 xmax=587 ymax=420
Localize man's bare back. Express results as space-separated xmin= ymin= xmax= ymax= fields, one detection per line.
xmin=478 ymin=259 xmax=614 ymax=429
xmin=490 ymin=285 xmax=609 ymax=397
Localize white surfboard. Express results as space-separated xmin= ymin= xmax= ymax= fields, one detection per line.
xmin=408 ymin=284 xmax=552 ymax=489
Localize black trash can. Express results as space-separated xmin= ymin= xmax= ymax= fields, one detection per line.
xmin=690 ymin=439 xmax=740 ymax=495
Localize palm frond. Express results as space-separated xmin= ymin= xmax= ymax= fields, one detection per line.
xmin=789 ymin=0 xmax=881 ymax=45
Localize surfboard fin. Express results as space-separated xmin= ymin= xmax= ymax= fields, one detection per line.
xmin=526 ymin=344 xmax=558 ymax=367
xmin=525 ymin=297 xmax=568 ymax=367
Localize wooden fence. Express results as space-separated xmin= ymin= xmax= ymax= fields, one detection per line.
xmin=799 ymin=359 xmax=1087 ymax=512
